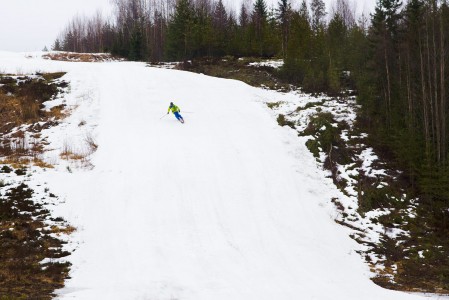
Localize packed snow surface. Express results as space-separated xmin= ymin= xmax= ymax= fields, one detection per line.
xmin=0 ymin=52 xmax=432 ymax=299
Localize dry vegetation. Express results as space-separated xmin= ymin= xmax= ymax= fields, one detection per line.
xmin=42 ymin=52 xmax=122 ymax=62
xmin=59 ymin=134 xmax=97 ymax=171
xmin=0 ymin=157 xmax=53 ymax=170
xmin=0 ymin=73 xmax=74 ymax=298
xmin=0 ymin=72 xmax=68 ymax=166
xmin=177 ymin=57 xmax=290 ymax=91
xmin=0 ymin=173 xmax=72 ymax=299
xmin=60 ymin=141 xmax=84 ymax=161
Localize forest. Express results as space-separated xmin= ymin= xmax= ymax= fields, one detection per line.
xmin=56 ymin=0 xmax=449 ymax=247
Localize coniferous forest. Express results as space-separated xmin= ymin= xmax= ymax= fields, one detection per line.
xmin=56 ymin=0 xmax=449 ymax=290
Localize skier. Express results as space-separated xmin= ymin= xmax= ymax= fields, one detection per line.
xmin=167 ymin=102 xmax=184 ymax=123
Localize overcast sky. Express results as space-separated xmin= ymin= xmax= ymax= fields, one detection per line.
xmin=0 ymin=0 xmax=376 ymax=52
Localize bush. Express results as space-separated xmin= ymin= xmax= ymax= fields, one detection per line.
xmin=277 ymin=114 xmax=296 ymax=129
xmin=306 ymin=139 xmax=320 ymax=157
xmin=0 ymin=166 xmax=13 ymax=173
xmin=358 ymin=186 xmax=392 ymax=214
xmin=14 ymin=168 xmax=27 ymax=176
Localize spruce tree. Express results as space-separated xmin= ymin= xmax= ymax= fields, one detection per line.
xmin=238 ymin=3 xmax=251 ymax=56
xmin=252 ymin=0 xmax=268 ymax=56
xmin=166 ymin=0 xmax=195 ymax=60
xmin=282 ymin=9 xmax=312 ymax=83
xmin=193 ymin=1 xmax=213 ymax=57
xmin=276 ymin=0 xmax=292 ymax=58
xmin=213 ymin=0 xmax=228 ymax=55
xmin=52 ymin=39 xmax=62 ymax=51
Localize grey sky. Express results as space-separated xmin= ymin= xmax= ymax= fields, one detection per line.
xmin=0 ymin=0 xmax=112 ymax=52
xmin=0 ymin=0 xmax=376 ymax=52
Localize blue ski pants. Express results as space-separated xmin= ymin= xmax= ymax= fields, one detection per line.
xmin=174 ymin=111 xmax=183 ymax=120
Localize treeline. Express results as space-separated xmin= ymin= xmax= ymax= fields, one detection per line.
xmin=54 ymin=0 xmax=352 ymax=63
xmin=360 ymin=0 xmax=449 ymax=201
xmin=55 ymin=0 xmax=449 ymax=201
xmin=55 ymin=0 xmax=361 ymax=91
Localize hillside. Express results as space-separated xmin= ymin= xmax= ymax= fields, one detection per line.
xmin=0 ymin=52 xmax=437 ymax=299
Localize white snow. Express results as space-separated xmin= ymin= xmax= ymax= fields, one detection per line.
xmin=248 ymin=59 xmax=284 ymax=69
xmin=0 ymin=52 xmax=432 ymax=299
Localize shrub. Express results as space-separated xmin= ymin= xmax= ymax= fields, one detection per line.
xmin=358 ymin=187 xmax=390 ymax=214
xmin=306 ymin=139 xmax=320 ymax=158
xmin=14 ymin=167 xmax=27 ymax=176
xmin=277 ymin=114 xmax=296 ymax=129
xmin=0 ymin=166 xmax=13 ymax=173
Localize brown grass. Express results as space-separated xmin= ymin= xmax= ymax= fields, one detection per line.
xmin=60 ymin=142 xmax=87 ymax=161
xmin=1 ymin=73 xmax=66 ymax=119
xmin=0 ymin=93 xmax=22 ymax=131
xmin=0 ymin=157 xmax=53 ymax=169
xmin=60 ymin=141 xmax=80 ymax=160
xmin=0 ymin=73 xmax=67 ymax=134
xmin=47 ymin=104 xmax=67 ymax=119
xmin=50 ymin=225 xmax=76 ymax=236
xmin=42 ymin=52 xmax=119 ymax=62
xmin=32 ymin=157 xmax=54 ymax=168
xmin=41 ymin=72 xmax=66 ymax=81
xmin=0 ymin=157 xmax=31 ymax=169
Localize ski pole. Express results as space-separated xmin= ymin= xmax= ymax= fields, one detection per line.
xmin=160 ymin=114 xmax=168 ymax=119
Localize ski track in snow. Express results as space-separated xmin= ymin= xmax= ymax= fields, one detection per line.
xmin=0 ymin=52 xmax=438 ymax=300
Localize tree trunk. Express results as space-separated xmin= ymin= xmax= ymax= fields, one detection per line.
xmin=426 ymin=16 xmax=436 ymax=151
xmin=406 ymin=49 xmax=413 ymax=131
xmin=440 ymin=8 xmax=446 ymax=164
xmin=385 ymin=46 xmax=392 ymax=129
xmin=432 ymin=2 xmax=441 ymax=163
xmin=420 ymin=36 xmax=431 ymax=154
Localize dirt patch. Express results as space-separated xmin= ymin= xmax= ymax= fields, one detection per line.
xmin=175 ymin=57 xmax=292 ymax=92
xmin=0 ymin=168 xmax=72 ymax=299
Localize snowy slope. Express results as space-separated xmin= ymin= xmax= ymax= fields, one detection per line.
xmin=0 ymin=52 xmax=430 ymax=300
